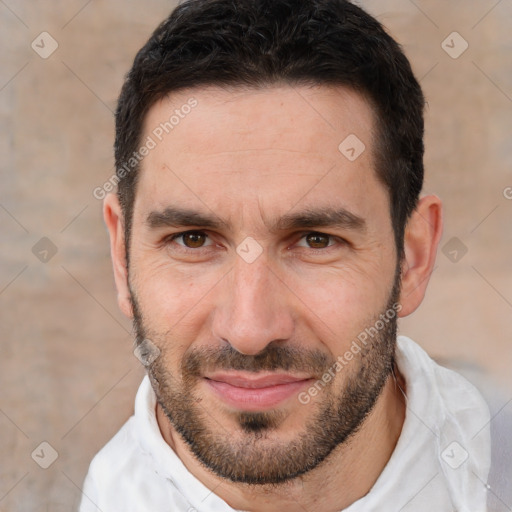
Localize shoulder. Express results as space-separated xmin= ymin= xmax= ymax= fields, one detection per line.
xmin=87 ymin=416 xmax=141 ymax=479
xmin=80 ymin=416 xmax=145 ymax=506
xmin=429 ymin=354 xmax=512 ymax=510
xmin=80 ymin=414 xmax=172 ymax=511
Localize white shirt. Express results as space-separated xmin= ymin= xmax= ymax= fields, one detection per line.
xmin=80 ymin=336 xmax=494 ymax=511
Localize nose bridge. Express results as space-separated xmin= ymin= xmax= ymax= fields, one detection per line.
xmin=233 ymin=257 xmax=271 ymax=318
xmin=212 ymin=256 xmax=294 ymax=355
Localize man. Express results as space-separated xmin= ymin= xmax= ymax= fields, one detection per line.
xmin=80 ymin=0 xmax=495 ymax=510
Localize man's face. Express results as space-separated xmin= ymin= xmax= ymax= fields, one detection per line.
xmin=128 ymin=85 xmax=400 ymax=484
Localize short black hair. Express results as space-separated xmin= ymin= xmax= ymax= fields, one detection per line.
xmin=115 ymin=0 xmax=425 ymax=258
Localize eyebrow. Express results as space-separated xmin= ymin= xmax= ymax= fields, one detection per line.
xmin=146 ymin=207 xmax=228 ymax=230
xmin=272 ymin=207 xmax=366 ymax=233
xmin=145 ymin=206 xmax=366 ymax=233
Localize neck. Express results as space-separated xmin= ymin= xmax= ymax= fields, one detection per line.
xmin=156 ymin=371 xmax=406 ymax=512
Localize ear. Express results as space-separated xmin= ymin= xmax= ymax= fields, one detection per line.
xmin=103 ymin=193 xmax=133 ymax=318
xmin=398 ymin=195 xmax=443 ymax=317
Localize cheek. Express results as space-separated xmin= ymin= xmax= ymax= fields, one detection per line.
xmin=288 ymin=263 xmax=394 ymax=347
xmin=132 ymin=259 xmax=222 ymax=337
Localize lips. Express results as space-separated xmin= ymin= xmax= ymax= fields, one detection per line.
xmin=203 ymin=372 xmax=312 ymax=411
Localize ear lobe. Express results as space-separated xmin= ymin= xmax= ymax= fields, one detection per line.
xmin=398 ymin=195 xmax=443 ymax=317
xmin=103 ymin=193 xmax=133 ymax=319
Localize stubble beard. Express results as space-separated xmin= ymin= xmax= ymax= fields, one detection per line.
xmin=130 ymin=274 xmax=401 ymax=486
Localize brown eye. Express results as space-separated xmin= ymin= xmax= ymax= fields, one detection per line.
xmin=179 ymin=231 xmax=208 ymax=248
xmin=305 ymin=232 xmax=331 ymax=249
xmin=183 ymin=232 xmax=206 ymax=248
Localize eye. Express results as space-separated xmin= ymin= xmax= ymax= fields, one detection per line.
xmin=296 ymin=232 xmax=338 ymax=249
xmin=169 ymin=230 xmax=213 ymax=249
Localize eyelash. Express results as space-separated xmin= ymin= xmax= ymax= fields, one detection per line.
xmin=165 ymin=230 xmax=346 ymax=252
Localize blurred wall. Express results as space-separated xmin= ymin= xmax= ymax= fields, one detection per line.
xmin=1 ymin=0 xmax=511 ymax=510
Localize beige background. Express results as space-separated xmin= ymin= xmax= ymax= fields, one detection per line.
xmin=0 ymin=0 xmax=511 ymax=510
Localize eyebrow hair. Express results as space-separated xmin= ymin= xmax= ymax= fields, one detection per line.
xmin=145 ymin=206 xmax=366 ymax=233
xmin=271 ymin=207 xmax=366 ymax=233
xmin=146 ymin=207 xmax=228 ymax=230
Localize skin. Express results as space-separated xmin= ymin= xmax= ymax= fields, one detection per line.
xmin=104 ymin=85 xmax=443 ymax=511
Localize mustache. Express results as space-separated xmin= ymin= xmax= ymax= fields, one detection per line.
xmin=181 ymin=343 xmax=335 ymax=379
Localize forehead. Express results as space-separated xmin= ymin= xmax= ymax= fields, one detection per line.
xmin=142 ymin=84 xmax=375 ymax=162
xmin=134 ymin=85 xmax=386 ymax=228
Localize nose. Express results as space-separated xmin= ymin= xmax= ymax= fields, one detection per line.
xmin=211 ymin=255 xmax=295 ymax=355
